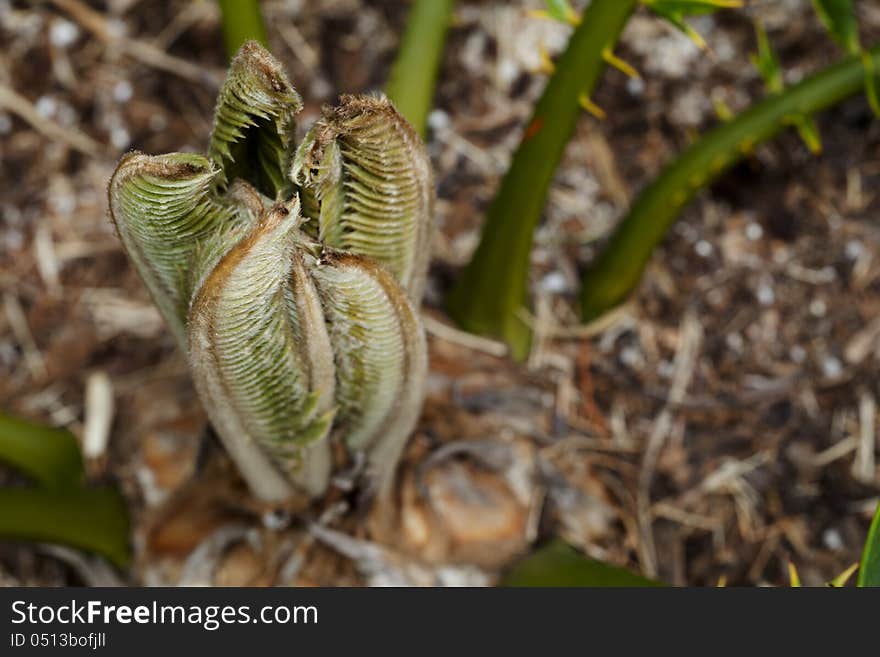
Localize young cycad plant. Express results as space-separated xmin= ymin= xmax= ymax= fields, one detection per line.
xmin=109 ymin=42 xmax=434 ymax=505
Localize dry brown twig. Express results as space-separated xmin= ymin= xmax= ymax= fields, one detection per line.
xmin=49 ymin=0 xmax=223 ymax=87
xmin=0 ymin=83 xmax=105 ymax=156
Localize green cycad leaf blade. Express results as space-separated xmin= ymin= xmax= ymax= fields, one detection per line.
xmin=0 ymin=412 xmax=83 ymax=488
xmin=188 ymin=201 xmax=335 ymax=499
xmin=0 ymin=486 xmax=130 ymax=568
xmin=544 ymin=0 xmax=578 ymax=23
xmin=812 ymin=0 xmax=860 ymax=55
xmin=863 ymin=51 xmax=880 ymax=117
xmin=859 ymin=501 xmax=880 ymax=586
xmin=209 ymin=41 xmax=303 ymax=199
xmin=645 ymin=0 xmax=742 ymax=48
xmin=502 ymin=540 xmax=664 ymax=587
xmin=293 ymin=95 xmax=434 ymax=303
xmin=792 ymin=113 xmax=823 ymax=154
xmin=752 ymin=21 xmax=784 ymax=94
xmin=646 ymin=0 xmax=741 ymax=15
xmin=109 ymin=151 xmax=237 ymax=347
xmin=310 ymin=250 xmax=427 ymax=498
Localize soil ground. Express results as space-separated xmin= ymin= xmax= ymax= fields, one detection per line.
xmin=1 ymin=0 xmax=879 ymax=586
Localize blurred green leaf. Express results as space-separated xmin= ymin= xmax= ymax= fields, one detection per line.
xmin=581 ymin=46 xmax=880 ymax=321
xmin=862 ymin=50 xmax=880 ymax=117
xmin=644 ymin=0 xmax=742 ymax=49
xmin=827 ymin=562 xmax=858 ymax=587
xmin=810 ymin=0 xmax=879 ymax=118
xmin=386 ymin=0 xmax=457 ymax=137
xmin=216 ymin=0 xmax=268 ymax=58
xmin=502 ymin=540 xmax=663 ymax=587
xmin=792 ymin=114 xmax=823 ymax=154
xmin=0 ymin=412 xmax=84 ymax=488
xmin=858 ymin=501 xmax=880 ymax=587
xmin=646 ymin=0 xmax=741 ymax=14
xmin=751 ymin=21 xmax=784 ymax=94
xmin=753 ymin=24 xmax=825 ymax=155
xmin=0 ymin=486 xmax=130 ymax=568
xmin=447 ymin=0 xmax=637 ymax=359
xmin=543 ymin=0 xmax=579 ymax=24
xmin=812 ymin=0 xmax=860 ymax=55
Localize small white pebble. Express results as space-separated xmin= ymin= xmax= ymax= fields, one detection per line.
xmin=34 ymin=95 xmax=57 ymax=119
xmin=844 ymin=239 xmax=864 ymax=260
xmin=706 ymin=287 xmax=725 ymax=307
xmin=745 ymin=222 xmax=763 ymax=241
xmin=822 ymin=527 xmax=844 ymax=551
xmin=695 ymin=240 xmax=713 ymax=257
xmin=725 ymin=332 xmax=744 ymax=351
xmin=149 ymin=114 xmax=168 ymax=132
xmin=49 ymin=18 xmax=79 ymax=48
xmin=789 ymin=345 xmax=806 ymax=363
xmin=626 ymin=76 xmax=645 ymax=96
xmin=106 ymin=18 xmax=126 ymax=40
xmin=112 ymin=79 xmax=133 ymax=103
xmin=539 ymin=270 xmax=568 ymax=294
xmin=821 ymin=355 xmax=843 ymax=379
xmin=110 ymin=126 xmax=131 ymax=149
xmin=49 ymin=194 xmax=75 ymax=217
xmin=497 ymin=59 xmax=519 ymax=88
xmin=620 ymin=346 xmax=644 ymax=369
xmin=3 ymin=229 xmax=23 ymax=251
xmin=262 ymin=509 xmax=289 ymax=530
xmin=809 ymin=298 xmax=827 ymax=317
xmin=309 ymin=77 xmax=332 ymax=100
xmin=428 ymin=109 xmax=451 ymax=133
xmin=55 ymin=101 xmax=77 ymax=127
xmin=756 ymin=282 xmax=775 ymax=306
xmin=657 ymin=359 xmax=674 ymax=379
xmin=772 ymin=248 xmax=789 ymax=265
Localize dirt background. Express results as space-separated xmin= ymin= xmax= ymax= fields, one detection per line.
xmin=1 ymin=0 xmax=880 ymax=586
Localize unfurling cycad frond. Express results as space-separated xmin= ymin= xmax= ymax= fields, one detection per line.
xmin=209 ymin=41 xmax=303 ymax=199
xmin=109 ymin=41 xmax=433 ymax=507
xmin=311 ymin=250 xmax=428 ymax=496
xmin=108 ymin=151 xmax=236 ymax=347
xmin=292 ymin=95 xmax=434 ymax=303
xmin=188 ymin=200 xmax=337 ymax=499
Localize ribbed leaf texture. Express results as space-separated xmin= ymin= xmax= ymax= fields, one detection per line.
xmin=109 ymin=152 xmax=237 ymax=347
xmin=209 ymin=41 xmax=303 ymax=199
xmin=293 ymin=95 xmax=434 ymax=302
xmin=108 ymin=42 xmax=434 ymax=503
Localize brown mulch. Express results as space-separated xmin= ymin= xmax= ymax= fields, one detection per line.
xmin=1 ymin=0 xmax=879 ymax=586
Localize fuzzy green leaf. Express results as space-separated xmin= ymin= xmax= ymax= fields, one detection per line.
xmin=110 ymin=42 xmax=433 ymax=505
xmin=109 ymin=152 xmax=238 ymax=347
xmin=209 ymin=41 xmax=303 ymax=199
xmin=188 ymin=200 xmax=336 ymax=499
xmin=293 ymin=95 xmax=434 ymax=303
xmin=311 ymin=249 xmax=427 ymax=498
